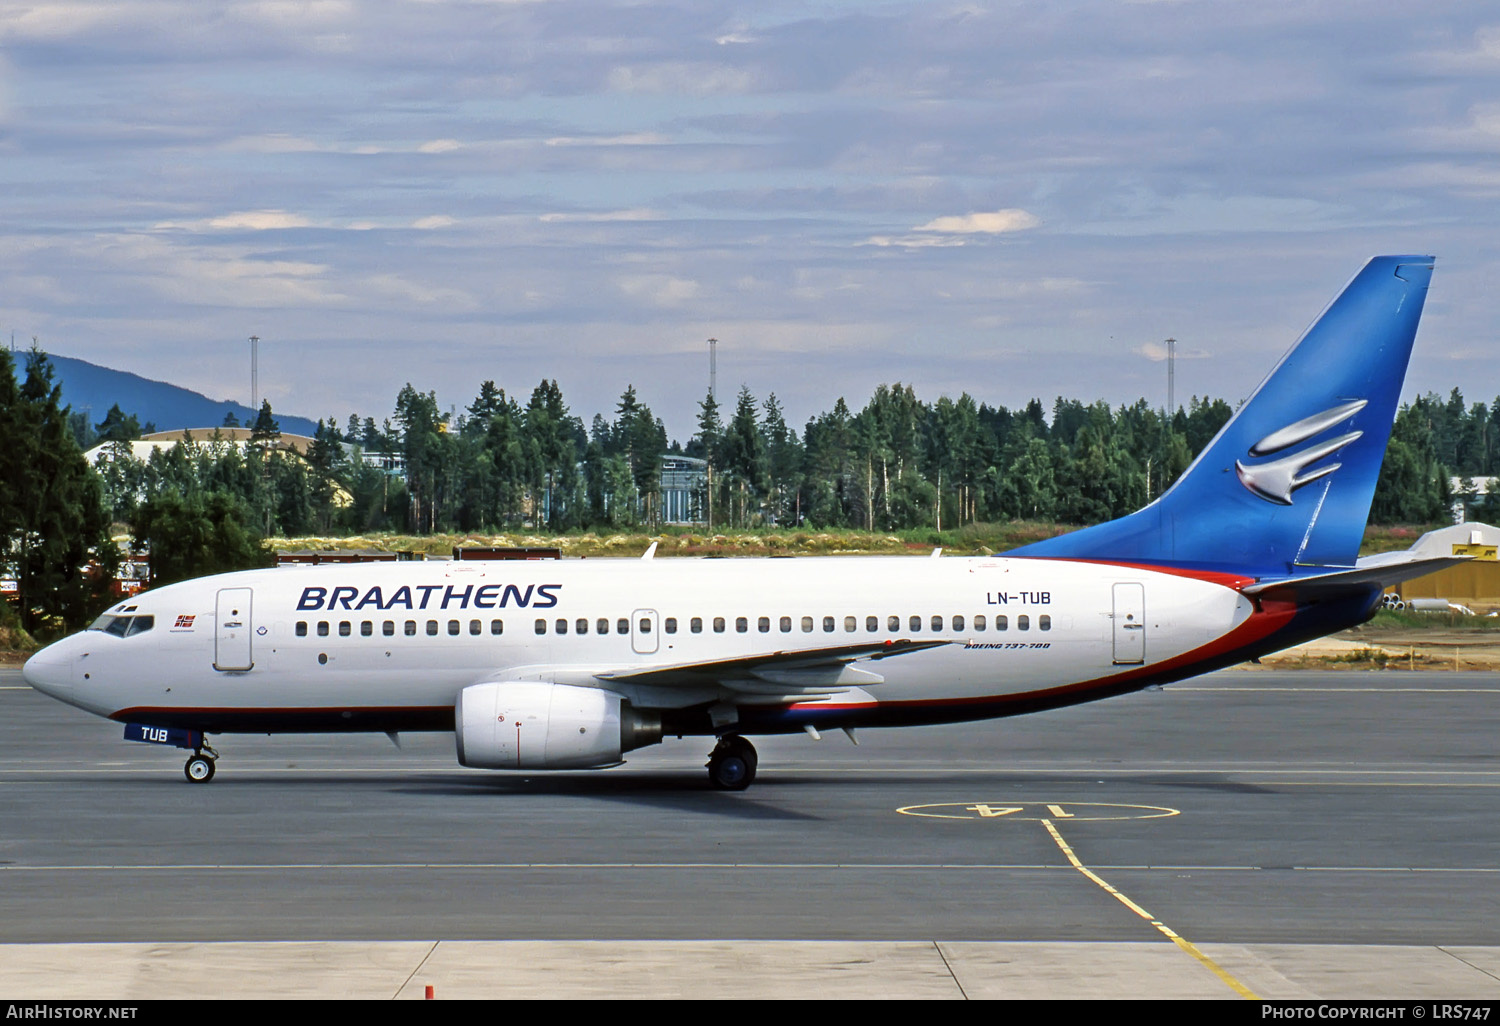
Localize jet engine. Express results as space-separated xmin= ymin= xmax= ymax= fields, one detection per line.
xmin=455 ymin=681 xmax=661 ymax=769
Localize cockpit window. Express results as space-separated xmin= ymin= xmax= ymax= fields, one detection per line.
xmin=89 ymin=614 xmax=154 ymax=637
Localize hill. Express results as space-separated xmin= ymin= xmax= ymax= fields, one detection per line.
xmin=17 ymin=353 xmax=318 ymax=437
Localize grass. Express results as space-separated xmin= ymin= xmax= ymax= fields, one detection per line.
xmin=269 ymin=521 xmax=1080 ymax=559
xmin=1366 ymin=608 xmax=1500 ymax=631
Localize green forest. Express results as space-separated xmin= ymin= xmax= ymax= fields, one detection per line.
xmin=0 ymin=344 xmax=1483 ymax=636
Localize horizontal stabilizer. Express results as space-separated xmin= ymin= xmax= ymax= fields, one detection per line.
xmin=1243 ymin=555 xmax=1470 ymax=599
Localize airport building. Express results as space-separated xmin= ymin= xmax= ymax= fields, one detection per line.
xmin=660 ymin=455 xmax=707 ymax=525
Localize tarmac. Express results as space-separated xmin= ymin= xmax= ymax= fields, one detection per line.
xmin=5 ymin=665 xmax=1500 ymax=1000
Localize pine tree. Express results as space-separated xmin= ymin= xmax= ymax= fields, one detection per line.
xmin=1 ymin=349 xmax=118 ymax=634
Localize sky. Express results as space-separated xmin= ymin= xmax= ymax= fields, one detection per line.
xmin=2 ymin=0 xmax=1498 ymax=443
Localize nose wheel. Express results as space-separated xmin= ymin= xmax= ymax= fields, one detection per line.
xmin=707 ymin=734 xmax=757 ymax=790
xmin=183 ymin=744 xmax=219 ymax=784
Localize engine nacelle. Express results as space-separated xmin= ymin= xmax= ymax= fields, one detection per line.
xmin=455 ymin=681 xmax=661 ymax=769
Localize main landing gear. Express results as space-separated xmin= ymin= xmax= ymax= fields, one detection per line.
xmin=707 ymin=734 xmax=757 ymax=791
xmin=184 ymin=743 xmax=219 ymax=784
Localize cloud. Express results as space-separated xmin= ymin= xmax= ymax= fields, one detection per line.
xmin=539 ymin=209 xmax=661 ymax=223
xmin=1137 ymin=340 xmax=1211 ymax=362
xmin=860 ymin=234 xmax=967 ymax=249
xmin=913 ymin=209 xmax=1043 ymax=234
xmin=616 ymin=274 xmax=701 ymax=308
xmin=411 ymin=215 xmax=455 ymax=229
xmin=543 ymin=132 xmax=669 ymax=147
xmin=208 ymin=210 xmax=312 ymax=231
xmin=221 ymin=136 xmax=464 ymax=156
xmin=607 ymin=62 xmax=756 ymax=95
xmin=861 ymin=208 xmax=1042 ymax=248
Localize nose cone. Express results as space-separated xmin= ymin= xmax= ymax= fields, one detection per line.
xmin=23 ymin=639 xmax=75 ymax=699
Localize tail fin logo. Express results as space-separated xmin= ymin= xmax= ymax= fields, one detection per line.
xmin=1234 ymin=399 xmax=1367 ymax=506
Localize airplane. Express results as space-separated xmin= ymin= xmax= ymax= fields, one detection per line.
xmin=23 ymin=255 xmax=1459 ymax=790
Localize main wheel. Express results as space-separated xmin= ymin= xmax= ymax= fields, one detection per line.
xmin=184 ymin=754 xmax=216 ymax=783
xmin=707 ymin=735 xmax=758 ymax=790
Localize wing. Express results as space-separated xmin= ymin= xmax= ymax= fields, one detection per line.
xmin=595 ymin=638 xmax=952 ymax=696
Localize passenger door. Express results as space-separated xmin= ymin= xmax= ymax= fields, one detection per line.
xmin=1111 ymin=582 xmax=1145 ymax=665
xmin=214 ymin=587 xmax=254 ymax=671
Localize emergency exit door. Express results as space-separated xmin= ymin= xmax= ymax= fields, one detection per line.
xmin=631 ymin=608 xmax=659 ymax=655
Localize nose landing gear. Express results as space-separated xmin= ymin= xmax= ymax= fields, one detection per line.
xmin=707 ymin=734 xmax=757 ymax=790
xmin=183 ymin=743 xmax=219 ymax=784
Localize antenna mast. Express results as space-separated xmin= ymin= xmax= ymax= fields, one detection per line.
xmin=1165 ymin=337 xmax=1176 ymax=417
xmin=707 ymin=337 xmax=717 ymax=402
xmin=249 ymin=335 xmax=260 ymax=413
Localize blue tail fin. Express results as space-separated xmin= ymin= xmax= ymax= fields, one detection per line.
xmin=1010 ymin=255 xmax=1435 ymax=574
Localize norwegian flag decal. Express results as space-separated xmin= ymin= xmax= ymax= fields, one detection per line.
xmin=173 ymin=614 xmax=196 ymax=629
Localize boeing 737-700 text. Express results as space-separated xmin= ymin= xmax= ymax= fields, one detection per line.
xmin=24 ymin=256 xmax=1456 ymax=789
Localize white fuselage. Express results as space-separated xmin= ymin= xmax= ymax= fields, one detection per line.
xmin=25 ymin=555 xmax=1259 ymax=732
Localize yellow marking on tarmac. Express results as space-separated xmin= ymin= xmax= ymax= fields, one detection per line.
xmin=898 ymin=801 xmax=1179 ymax=821
xmin=1041 ymin=818 xmax=1258 ymax=1001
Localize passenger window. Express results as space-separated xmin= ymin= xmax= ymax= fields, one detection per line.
xmin=339 ymin=621 xmax=351 ymax=637
xmin=844 ymin=616 xmax=856 ymax=632
xmin=909 ymin=616 xmax=921 ymax=632
xmin=471 ymin=620 xmax=482 ymax=636
xmin=639 ymin=617 xmax=652 ymax=634
xmin=866 ymin=616 xmax=878 ymax=632
xmin=427 ymin=620 xmax=438 ymax=636
xmin=953 ymin=615 xmax=964 ymax=631
xmin=736 ymin=617 xmax=748 ymax=633
xmin=448 ymin=620 xmax=460 ymax=636
xmin=318 ymin=622 xmax=330 ymax=637
xmin=383 ymin=621 xmax=395 ymax=636
xmin=714 ymin=617 xmax=725 ymax=633
xmin=1039 ymin=615 xmax=1051 ymax=632
xmin=758 ymin=617 xmax=770 ymax=633
xmin=599 ymin=618 xmax=611 ymax=635
xmin=780 ymin=616 xmax=792 ymax=633
xmin=1018 ymin=615 xmax=1030 ymax=631
xmin=556 ymin=619 xmax=568 ymax=635
xmin=801 ymin=616 xmax=813 ymax=633
xmin=296 ymin=621 xmax=308 ymax=637
xmin=995 ymin=615 xmax=1008 ymax=631
xmin=617 ymin=618 xmax=629 ymax=634
xmin=691 ymin=617 xmax=703 ymax=634
xmin=888 ymin=615 xmax=899 ymax=632
xmin=405 ymin=620 xmax=417 ymax=636
xmin=823 ymin=616 xmax=835 ymax=633
xmin=975 ymin=615 xmax=986 ymax=631
xmin=576 ymin=618 xmax=588 ymax=635
xmin=535 ymin=619 xmax=546 ymax=635
xmin=930 ymin=615 xmax=942 ymax=632
xmin=665 ymin=618 xmax=677 ymax=634
xmin=491 ymin=620 xmax=504 ymax=635
xmin=361 ymin=621 xmax=373 ymax=637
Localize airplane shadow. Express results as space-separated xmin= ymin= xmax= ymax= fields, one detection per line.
xmin=392 ymin=771 xmax=832 ymax=820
